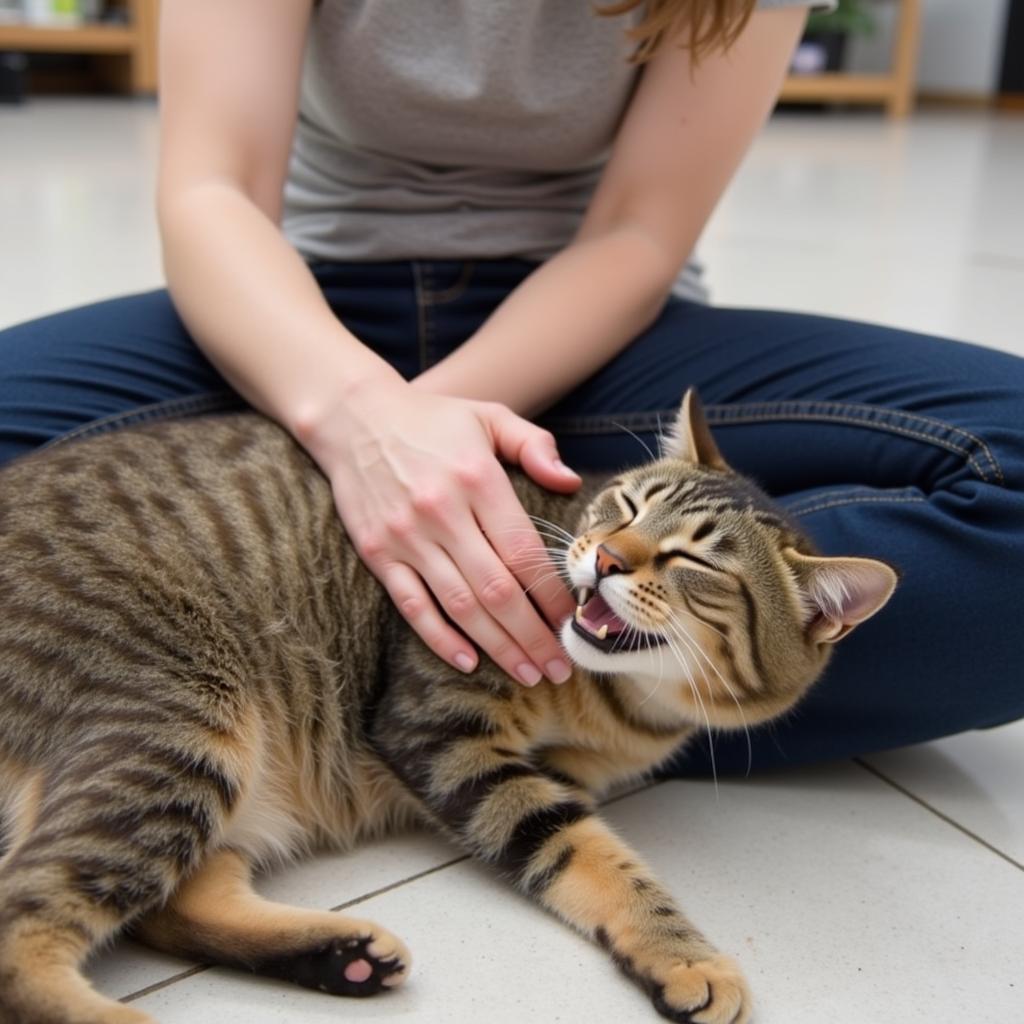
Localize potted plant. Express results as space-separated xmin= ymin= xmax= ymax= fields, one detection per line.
xmin=793 ymin=0 xmax=878 ymax=74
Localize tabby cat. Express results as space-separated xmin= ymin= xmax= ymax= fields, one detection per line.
xmin=0 ymin=390 xmax=896 ymax=1024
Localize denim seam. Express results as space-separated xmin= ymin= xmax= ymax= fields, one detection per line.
xmin=40 ymin=391 xmax=241 ymax=450
xmin=707 ymin=402 xmax=1005 ymax=486
xmin=791 ymin=494 xmax=928 ymax=517
xmin=711 ymin=412 xmax=999 ymax=485
xmin=543 ymin=403 xmax=1005 ymax=487
xmin=418 ymin=261 xmax=476 ymax=304
xmin=785 ymin=486 xmax=920 ymax=515
xmin=411 ymin=261 xmax=432 ymax=372
xmin=706 ymin=398 xmax=998 ymax=452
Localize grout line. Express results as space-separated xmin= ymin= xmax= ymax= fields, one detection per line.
xmin=120 ymin=854 xmax=470 ymax=1005
xmin=120 ymin=965 xmax=210 ymax=1005
xmin=599 ymin=776 xmax=664 ymax=808
xmin=854 ymin=758 xmax=1024 ymax=873
xmin=326 ymin=853 xmax=471 ymax=914
xmin=121 ymin=777 xmax=663 ymax=1004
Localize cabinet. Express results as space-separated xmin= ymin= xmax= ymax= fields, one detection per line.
xmin=0 ymin=0 xmax=158 ymax=94
xmin=780 ymin=0 xmax=921 ymax=118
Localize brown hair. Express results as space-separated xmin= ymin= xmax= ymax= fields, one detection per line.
xmin=596 ymin=0 xmax=759 ymax=63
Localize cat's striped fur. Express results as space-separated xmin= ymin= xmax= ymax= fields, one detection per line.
xmin=0 ymin=391 xmax=896 ymax=1024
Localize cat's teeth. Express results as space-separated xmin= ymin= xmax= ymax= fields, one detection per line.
xmin=575 ymin=605 xmax=584 ymax=624
xmin=596 ymin=624 xmax=608 ymax=640
xmin=577 ymin=587 xmax=592 ymax=606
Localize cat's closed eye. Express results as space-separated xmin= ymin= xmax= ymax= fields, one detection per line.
xmin=656 ymin=549 xmax=718 ymax=572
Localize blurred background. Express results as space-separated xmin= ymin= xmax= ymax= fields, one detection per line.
xmin=1 ymin=0 xmax=1022 ymax=358
xmin=1 ymin=7 xmax=1022 ymax=1022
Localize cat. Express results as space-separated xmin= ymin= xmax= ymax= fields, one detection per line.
xmin=0 ymin=389 xmax=896 ymax=1024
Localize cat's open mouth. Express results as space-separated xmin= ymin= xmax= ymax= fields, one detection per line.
xmin=571 ymin=588 xmax=667 ymax=654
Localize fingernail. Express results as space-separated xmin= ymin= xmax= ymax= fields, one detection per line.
xmin=545 ymin=659 xmax=572 ymax=684
xmin=516 ymin=662 xmax=543 ymax=686
xmin=555 ymin=459 xmax=581 ymax=478
xmin=454 ymin=652 xmax=476 ymax=673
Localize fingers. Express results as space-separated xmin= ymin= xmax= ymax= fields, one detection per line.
xmin=472 ymin=475 xmax=576 ymax=634
xmin=404 ymin=474 xmax=572 ymax=684
xmin=484 ymin=404 xmax=581 ymax=494
xmin=377 ymin=561 xmax=480 ymax=674
xmin=326 ymin=393 xmax=579 ymax=687
xmin=353 ymin=488 xmax=571 ymax=686
xmin=440 ymin=507 xmax=572 ymax=685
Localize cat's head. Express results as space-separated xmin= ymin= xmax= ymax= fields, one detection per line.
xmin=560 ymin=389 xmax=897 ymax=728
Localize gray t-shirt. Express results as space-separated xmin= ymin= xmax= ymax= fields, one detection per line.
xmin=283 ymin=0 xmax=822 ymax=301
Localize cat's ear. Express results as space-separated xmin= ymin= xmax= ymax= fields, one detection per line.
xmin=785 ymin=548 xmax=899 ymax=644
xmin=662 ymin=388 xmax=728 ymax=470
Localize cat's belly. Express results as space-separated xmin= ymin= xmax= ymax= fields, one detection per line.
xmin=220 ymin=716 xmax=420 ymax=868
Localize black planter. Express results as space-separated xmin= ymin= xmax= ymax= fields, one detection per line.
xmin=802 ymin=30 xmax=849 ymax=72
xmin=0 ymin=52 xmax=28 ymax=105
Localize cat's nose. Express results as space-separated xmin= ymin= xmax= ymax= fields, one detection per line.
xmin=595 ymin=543 xmax=631 ymax=578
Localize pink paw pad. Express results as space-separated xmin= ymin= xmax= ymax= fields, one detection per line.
xmin=344 ymin=959 xmax=373 ymax=984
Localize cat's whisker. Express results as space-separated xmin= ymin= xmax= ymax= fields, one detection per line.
xmin=521 ymin=570 xmax=571 ymax=597
xmin=486 ymin=526 xmax=574 ymax=548
xmin=610 ymin=421 xmax=658 ymax=463
xmin=672 ymin=603 xmax=729 ymax=642
xmin=658 ymin=628 xmax=718 ymax=793
xmin=663 ymin=618 xmax=719 ymax=712
xmin=662 ymin=611 xmax=730 ymax=693
xmin=623 ymin=623 xmax=669 ymax=710
xmin=652 ymin=625 xmax=667 ymax=695
xmin=616 ymin=608 xmax=663 ymax=709
xmin=497 ymin=528 xmax=573 ymax=545
xmin=499 ymin=542 xmax=573 ymax=563
xmin=669 ymin=619 xmax=752 ymax=777
xmin=490 ymin=515 xmax=578 ymax=544
xmin=535 ymin=552 xmax=571 ymax=567
xmin=661 ymin=617 xmax=749 ymax=786
xmin=523 ymin=514 xmax=578 ymax=542
xmin=514 ymin=570 xmax=571 ymax=589
xmin=508 ymin=566 xmax=572 ymax=589
xmin=663 ymin=617 xmax=724 ymax=714
xmin=657 ymin=603 xmax=732 ymax=695
xmin=504 ymin=552 xmax=568 ymax=570
xmin=661 ymin=610 xmax=751 ymax=760
xmin=502 ymin=547 xmax=570 ymax=566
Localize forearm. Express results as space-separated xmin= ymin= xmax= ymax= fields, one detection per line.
xmin=159 ymin=182 xmax=402 ymax=444
xmin=411 ymin=225 xmax=675 ymax=418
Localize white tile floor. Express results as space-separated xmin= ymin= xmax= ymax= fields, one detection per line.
xmin=1 ymin=100 xmax=1023 ymax=1022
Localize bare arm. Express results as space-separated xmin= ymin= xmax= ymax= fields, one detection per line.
xmin=157 ymin=0 xmax=399 ymax=425
xmin=157 ymin=0 xmax=577 ymax=686
xmin=413 ymin=7 xmax=808 ymax=417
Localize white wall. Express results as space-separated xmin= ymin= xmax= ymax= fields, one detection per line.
xmin=847 ymin=0 xmax=1010 ymax=96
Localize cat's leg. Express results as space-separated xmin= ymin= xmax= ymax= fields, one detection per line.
xmin=539 ymin=814 xmax=750 ymax=1024
xmin=135 ymin=848 xmax=410 ymax=997
xmin=372 ymin=706 xmax=747 ymax=1023
xmin=0 ymin=745 xmax=244 ymax=1024
xmin=465 ymin=774 xmax=748 ymax=1023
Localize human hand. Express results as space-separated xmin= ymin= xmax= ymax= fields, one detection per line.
xmin=300 ymin=379 xmax=580 ymax=685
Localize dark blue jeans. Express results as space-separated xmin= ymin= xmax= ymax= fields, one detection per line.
xmin=2 ymin=259 xmax=1023 ymax=775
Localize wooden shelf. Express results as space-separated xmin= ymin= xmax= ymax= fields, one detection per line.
xmin=0 ymin=23 xmax=137 ymax=54
xmin=781 ymin=73 xmax=901 ymax=104
xmin=781 ymin=0 xmax=921 ymax=118
xmin=0 ymin=1 xmax=158 ymax=93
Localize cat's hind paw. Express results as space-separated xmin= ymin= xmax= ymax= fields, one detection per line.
xmin=255 ymin=921 xmax=411 ymax=997
xmin=651 ymin=954 xmax=751 ymax=1024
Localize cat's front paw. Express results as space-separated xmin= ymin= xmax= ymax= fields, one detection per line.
xmin=649 ymin=954 xmax=751 ymax=1024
